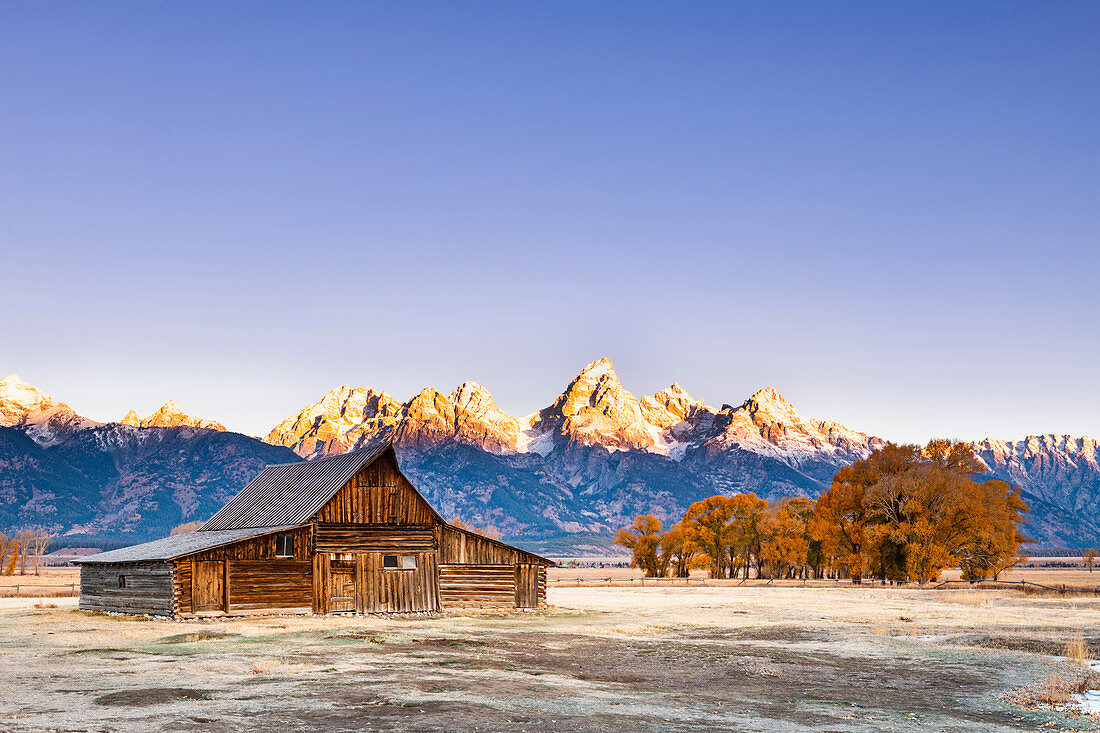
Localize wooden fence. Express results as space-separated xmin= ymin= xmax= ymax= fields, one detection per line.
xmin=547 ymin=576 xmax=1100 ymax=595
xmin=929 ymin=579 xmax=1100 ymax=596
xmin=0 ymin=583 xmax=79 ymax=597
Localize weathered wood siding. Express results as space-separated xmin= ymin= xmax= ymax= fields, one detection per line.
xmin=229 ymin=560 xmax=312 ymax=610
xmin=313 ymin=452 xmax=436 ymax=525
xmin=313 ymin=551 xmax=440 ymax=613
xmin=438 ymin=525 xmax=518 ymax=564
xmin=174 ymin=526 xmax=313 ymax=616
xmin=79 ymin=563 xmax=174 ymax=616
xmin=314 ymin=523 xmax=435 ymax=552
xmin=361 ymin=551 xmax=439 ymax=613
xmin=515 ymin=563 xmax=542 ymax=608
xmin=438 ymin=564 xmax=516 ymax=609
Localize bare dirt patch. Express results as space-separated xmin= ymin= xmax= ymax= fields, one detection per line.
xmin=94 ymin=688 xmax=211 ymax=707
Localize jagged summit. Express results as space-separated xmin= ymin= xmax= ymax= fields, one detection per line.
xmin=0 ymin=374 xmax=97 ymax=445
xmin=0 ymin=374 xmax=51 ymax=411
xmin=746 ymin=385 xmax=787 ymax=404
xmin=578 ymin=357 xmax=615 ymax=378
xmin=262 ymin=358 xmax=882 ymax=467
xmin=121 ymin=401 xmax=226 ymax=431
xmin=739 ymin=386 xmax=801 ymax=419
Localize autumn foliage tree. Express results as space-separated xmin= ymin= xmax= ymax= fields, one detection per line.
xmin=1084 ymin=548 xmax=1098 ymax=573
xmin=614 ymin=515 xmax=666 ymax=577
xmin=681 ymin=497 xmax=738 ymax=578
xmin=759 ymin=498 xmax=812 ymax=579
xmin=728 ymin=494 xmax=768 ymax=579
xmin=659 ymin=522 xmax=694 ymax=578
xmin=811 ymin=440 xmax=1029 ymax=584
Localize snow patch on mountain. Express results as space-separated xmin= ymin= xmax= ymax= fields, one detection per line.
xmin=0 ymin=374 xmax=100 ymax=446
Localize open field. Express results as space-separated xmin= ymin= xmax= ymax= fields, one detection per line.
xmin=0 ymin=567 xmax=80 ymax=596
xmin=547 ymin=565 xmax=1100 ymax=589
xmin=1 ymin=586 xmax=1099 ymax=731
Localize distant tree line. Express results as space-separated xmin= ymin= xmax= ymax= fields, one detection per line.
xmin=615 ymin=440 xmax=1031 ymax=584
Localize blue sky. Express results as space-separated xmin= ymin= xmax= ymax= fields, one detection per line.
xmin=1 ymin=2 xmax=1097 ymax=441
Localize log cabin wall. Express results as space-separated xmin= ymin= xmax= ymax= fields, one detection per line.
xmin=438 ymin=525 xmax=519 ymax=564
xmin=314 ymin=523 xmax=435 ymax=553
xmin=79 ymin=563 xmax=174 ymax=616
xmin=438 ymin=564 xmax=516 ymax=609
xmin=537 ymin=565 xmax=547 ymax=607
xmin=435 ymin=524 xmax=550 ymax=611
xmin=515 ymin=563 xmax=541 ymax=609
xmin=173 ymin=525 xmax=313 ymax=616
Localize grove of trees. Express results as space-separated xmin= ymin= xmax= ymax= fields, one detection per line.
xmin=615 ymin=440 xmax=1030 ymax=584
xmin=0 ymin=529 xmax=54 ymax=576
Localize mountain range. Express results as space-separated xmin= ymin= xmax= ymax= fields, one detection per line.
xmin=1 ymin=363 xmax=1098 ymax=547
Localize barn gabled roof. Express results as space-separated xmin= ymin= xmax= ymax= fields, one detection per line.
xmin=200 ymin=442 xmax=392 ymax=531
xmin=75 ymin=524 xmax=303 ymax=564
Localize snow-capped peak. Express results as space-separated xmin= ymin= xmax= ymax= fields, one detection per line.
xmin=0 ymin=374 xmax=51 ymax=411
xmin=0 ymin=374 xmax=100 ymax=444
xmin=740 ymin=386 xmax=801 ymax=420
xmin=577 ymin=357 xmax=615 ymax=379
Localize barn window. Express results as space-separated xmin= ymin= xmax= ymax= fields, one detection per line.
xmin=118 ymin=575 xmax=126 ymax=588
xmin=275 ymin=534 xmax=294 ymax=558
xmin=383 ymin=555 xmax=415 ymax=569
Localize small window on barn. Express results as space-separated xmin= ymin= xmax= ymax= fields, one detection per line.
xmin=275 ymin=534 xmax=294 ymax=558
xmin=118 ymin=575 xmax=126 ymax=588
xmin=401 ymin=555 xmax=417 ymax=570
xmin=383 ymin=555 xmax=399 ymax=569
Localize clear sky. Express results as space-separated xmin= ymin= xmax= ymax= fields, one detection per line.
xmin=1 ymin=2 xmax=1097 ymax=442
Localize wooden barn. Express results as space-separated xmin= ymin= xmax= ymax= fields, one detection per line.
xmin=76 ymin=443 xmax=551 ymax=617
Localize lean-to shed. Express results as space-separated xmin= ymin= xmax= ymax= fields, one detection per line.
xmin=77 ymin=443 xmax=551 ymax=616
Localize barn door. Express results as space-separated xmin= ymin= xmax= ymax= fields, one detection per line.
xmin=193 ymin=560 xmax=225 ymax=613
xmin=326 ymin=555 xmax=357 ymax=613
xmin=515 ymin=564 xmax=539 ymax=609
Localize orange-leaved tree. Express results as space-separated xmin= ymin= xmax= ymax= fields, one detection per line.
xmin=815 ymin=440 xmax=1029 ymax=584
xmin=614 ymin=515 xmax=666 ymax=577
xmin=682 ymin=496 xmax=737 ymax=578
xmin=811 ymin=444 xmax=922 ymax=583
xmin=728 ymin=493 xmax=768 ymax=579
xmin=759 ymin=498 xmax=812 ymax=579
xmin=954 ymin=478 xmax=1030 ymax=581
xmin=660 ymin=522 xmax=695 ymax=578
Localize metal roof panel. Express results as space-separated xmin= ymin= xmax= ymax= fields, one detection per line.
xmin=76 ymin=525 xmax=303 ymax=564
xmin=199 ymin=443 xmax=390 ymax=531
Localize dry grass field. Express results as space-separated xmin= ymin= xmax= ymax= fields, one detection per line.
xmin=547 ymin=564 xmax=1100 ymax=590
xmin=0 ymin=567 xmax=80 ymax=596
xmin=1 ymin=585 xmax=1099 ymax=731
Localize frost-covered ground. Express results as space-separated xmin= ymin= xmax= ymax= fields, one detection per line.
xmin=1 ymin=587 xmax=1098 ymax=732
